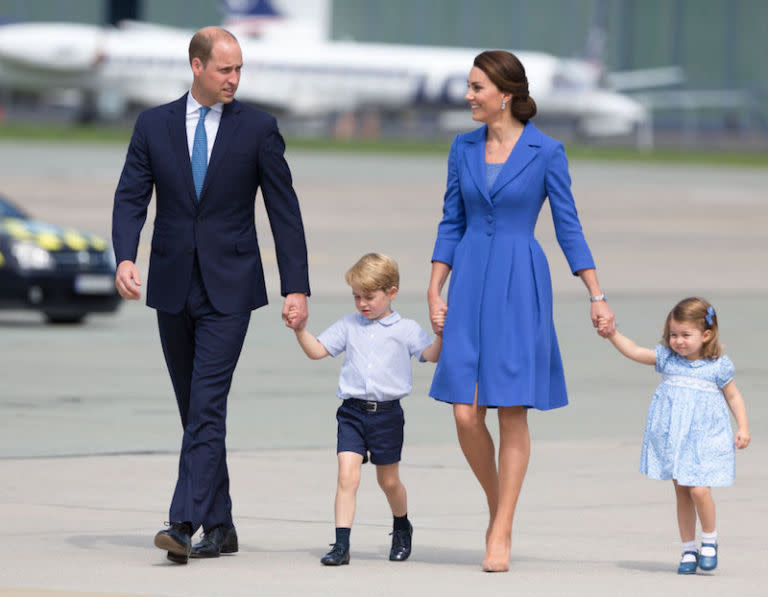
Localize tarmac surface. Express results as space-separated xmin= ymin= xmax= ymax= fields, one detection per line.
xmin=0 ymin=139 xmax=766 ymax=596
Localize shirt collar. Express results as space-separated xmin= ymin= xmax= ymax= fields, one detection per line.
xmin=186 ymin=91 xmax=223 ymax=116
xmin=356 ymin=310 xmax=402 ymax=327
xmin=672 ymin=350 xmax=709 ymax=368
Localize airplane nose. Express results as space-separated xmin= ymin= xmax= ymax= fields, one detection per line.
xmin=0 ymin=23 xmax=103 ymax=72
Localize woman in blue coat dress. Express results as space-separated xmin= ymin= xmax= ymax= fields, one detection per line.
xmin=427 ymin=51 xmax=615 ymax=572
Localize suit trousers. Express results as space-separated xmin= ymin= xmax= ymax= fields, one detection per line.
xmin=156 ymin=256 xmax=250 ymax=532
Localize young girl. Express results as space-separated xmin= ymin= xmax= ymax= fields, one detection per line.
xmin=599 ymin=297 xmax=750 ymax=574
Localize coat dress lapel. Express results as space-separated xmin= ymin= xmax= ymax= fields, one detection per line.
xmin=463 ymin=122 xmax=544 ymax=204
xmin=463 ymin=126 xmax=492 ymax=205
xmin=489 ymin=121 xmax=543 ymax=198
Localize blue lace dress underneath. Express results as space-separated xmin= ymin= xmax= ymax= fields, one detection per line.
xmin=640 ymin=345 xmax=736 ymax=487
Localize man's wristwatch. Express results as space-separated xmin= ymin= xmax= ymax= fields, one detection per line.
xmin=589 ymin=293 xmax=606 ymax=303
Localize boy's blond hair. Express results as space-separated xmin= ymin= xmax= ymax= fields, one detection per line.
xmin=345 ymin=253 xmax=399 ymax=293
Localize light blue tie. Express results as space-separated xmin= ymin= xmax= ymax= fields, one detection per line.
xmin=191 ymin=106 xmax=210 ymax=199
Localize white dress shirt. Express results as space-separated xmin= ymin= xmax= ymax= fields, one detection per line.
xmin=186 ymin=91 xmax=223 ymax=162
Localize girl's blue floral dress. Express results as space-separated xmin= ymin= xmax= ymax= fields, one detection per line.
xmin=640 ymin=345 xmax=735 ymax=487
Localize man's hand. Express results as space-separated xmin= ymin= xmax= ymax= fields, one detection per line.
xmin=282 ymin=292 xmax=308 ymax=330
xmin=115 ymin=260 xmax=142 ymax=300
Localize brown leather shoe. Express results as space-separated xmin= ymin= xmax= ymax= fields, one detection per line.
xmin=190 ymin=525 xmax=238 ymax=558
xmin=154 ymin=522 xmax=193 ymax=564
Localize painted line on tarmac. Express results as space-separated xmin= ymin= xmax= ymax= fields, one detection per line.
xmin=0 ymin=589 xmax=162 ymax=597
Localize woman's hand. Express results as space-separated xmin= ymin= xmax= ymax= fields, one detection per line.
xmin=591 ymin=300 xmax=615 ymax=337
xmin=428 ymin=295 xmax=448 ymax=335
xmin=575 ymin=269 xmax=614 ymax=337
xmin=432 ymin=309 xmax=446 ymax=336
xmin=427 ymin=260 xmax=451 ymax=335
xmin=596 ymin=316 xmax=614 ymax=337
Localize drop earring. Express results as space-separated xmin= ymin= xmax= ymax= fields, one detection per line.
xmin=501 ymin=100 xmax=507 ymax=110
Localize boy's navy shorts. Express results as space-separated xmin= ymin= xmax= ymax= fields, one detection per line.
xmin=336 ymin=398 xmax=404 ymax=465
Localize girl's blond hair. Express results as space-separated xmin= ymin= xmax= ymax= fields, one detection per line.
xmin=662 ymin=297 xmax=722 ymax=359
xmin=345 ymin=253 xmax=399 ymax=293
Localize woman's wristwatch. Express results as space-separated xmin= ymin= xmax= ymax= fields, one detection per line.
xmin=589 ymin=293 xmax=606 ymax=302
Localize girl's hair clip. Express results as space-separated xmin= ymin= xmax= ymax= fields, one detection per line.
xmin=705 ymin=305 xmax=715 ymax=326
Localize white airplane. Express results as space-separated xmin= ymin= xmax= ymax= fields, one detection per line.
xmin=0 ymin=0 xmax=653 ymax=137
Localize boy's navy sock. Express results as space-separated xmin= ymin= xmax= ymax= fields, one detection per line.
xmin=335 ymin=527 xmax=351 ymax=550
xmin=393 ymin=514 xmax=410 ymax=531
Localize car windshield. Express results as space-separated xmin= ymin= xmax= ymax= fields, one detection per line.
xmin=0 ymin=198 xmax=29 ymax=219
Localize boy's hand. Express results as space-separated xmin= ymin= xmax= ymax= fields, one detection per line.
xmin=285 ymin=304 xmax=306 ymax=330
xmin=735 ymin=427 xmax=751 ymax=449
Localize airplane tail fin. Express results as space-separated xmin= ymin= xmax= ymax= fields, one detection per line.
xmin=220 ymin=0 xmax=330 ymax=41
xmin=584 ymin=0 xmax=684 ymax=91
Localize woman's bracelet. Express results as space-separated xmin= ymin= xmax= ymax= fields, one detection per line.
xmin=589 ymin=293 xmax=606 ymax=302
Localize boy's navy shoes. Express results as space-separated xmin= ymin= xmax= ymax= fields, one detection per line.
xmin=154 ymin=521 xmax=193 ymax=564
xmin=677 ymin=550 xmax=698 ymax=575
xmin=389 ymin=522 xmax=413 ymax=561
xmin=190 ymin=524 xmax=239 ymax=558
xmin=698 ymin=543 xmax=718 ymax=571
xmin=321 ymin=543 xmax=350 ymax=566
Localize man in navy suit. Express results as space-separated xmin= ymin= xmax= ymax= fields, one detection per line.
xmin=112 ymin=27 xmax=310 ymax=564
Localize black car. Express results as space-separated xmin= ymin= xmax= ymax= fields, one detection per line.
xmin=0 ymin=195 xmax=120 ymax=323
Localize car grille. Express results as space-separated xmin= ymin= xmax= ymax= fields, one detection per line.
xmin=51 ymin=249 xmax=111 ymax=271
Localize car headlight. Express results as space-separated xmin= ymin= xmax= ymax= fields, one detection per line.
xmin=11 ymin=240 xmax=54 ymax=270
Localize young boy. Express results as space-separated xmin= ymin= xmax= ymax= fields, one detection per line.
xmin=287 ymin=253 xmax=442 ymax=566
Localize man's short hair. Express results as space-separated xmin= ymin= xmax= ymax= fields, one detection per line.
xmin=188 ymin=27 xmax=238 ymax=66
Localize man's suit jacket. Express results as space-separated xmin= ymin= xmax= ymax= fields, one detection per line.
xmin=112 ymin=94 xmax=310 ymax=314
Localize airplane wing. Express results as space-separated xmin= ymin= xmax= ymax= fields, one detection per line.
xmin=606 ymin=66 xmax=685 ymax=92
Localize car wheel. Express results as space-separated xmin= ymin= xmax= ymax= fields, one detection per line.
xmin=44 ymin=312 xmax=87 ymax=324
